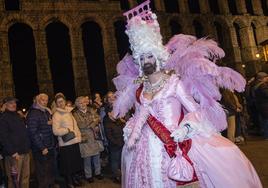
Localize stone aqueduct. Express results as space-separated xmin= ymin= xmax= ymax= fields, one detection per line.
xmin=0 ymin=0 xmax=268 ymax=105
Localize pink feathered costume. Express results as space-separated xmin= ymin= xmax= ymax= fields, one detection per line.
xmin=112 ymin=1 xmax=262 ymax=188
xmin=119 ymin=74 xmax=261 ymax=188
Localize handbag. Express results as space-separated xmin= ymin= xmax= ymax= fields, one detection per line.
xmin=61 ymin=117 xmax=76 ymax=143
xmin=167 ymin=151 xmax=194 ymax=182
xmin=61 ymin=131 xmax=75 ymax=143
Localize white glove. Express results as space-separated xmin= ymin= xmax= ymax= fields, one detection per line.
xmin=171 ymin=124 xmax=191 ymax=142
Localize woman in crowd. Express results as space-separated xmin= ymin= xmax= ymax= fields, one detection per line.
xmin=73 ymin=96 xmax=104 ymax=183
xmin=92 ymin=93 xmax=104 ymax=112
xmin=52 ymin=94 xmax=83 ymax=187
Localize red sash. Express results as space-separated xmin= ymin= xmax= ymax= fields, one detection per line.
xmin=136 ymin=85 xmax=198 ymax=185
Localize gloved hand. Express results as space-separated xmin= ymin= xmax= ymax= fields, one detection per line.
xmin=127 ymin=136 xmax=136 ymax=150
xmin=171 ymin=124 xmax=191 ymax=142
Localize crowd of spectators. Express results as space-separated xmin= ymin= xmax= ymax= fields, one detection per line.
xmin=0 ymin=91 xmax=126 ymax=188
xmin=0 ymin=71 xmax=267 ymax=188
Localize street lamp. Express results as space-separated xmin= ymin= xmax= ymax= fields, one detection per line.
xmin=260 ymin=40 xmax=268 ymax=62
xmin=255 ymin=53 xmax=260 ymax=59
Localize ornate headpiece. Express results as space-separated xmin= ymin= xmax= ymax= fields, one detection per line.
xmin=123 ymin=0 xmax=169 ymax=75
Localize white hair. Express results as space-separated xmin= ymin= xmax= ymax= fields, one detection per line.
xmin=125 ymin=12 xmax=170 ymax=76
xmin=75 ymin=96 xmax=86 ymax=107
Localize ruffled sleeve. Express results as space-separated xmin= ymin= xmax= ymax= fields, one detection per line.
xmin=175 ymin=80 xmax=217 ymax=138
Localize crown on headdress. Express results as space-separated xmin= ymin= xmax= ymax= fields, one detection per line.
xmin=124 ymin=0 xmax=153 ymax=23
xmin=123 ymin=0 xmax=169 ymax=74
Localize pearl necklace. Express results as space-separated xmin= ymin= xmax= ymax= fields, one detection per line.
xmin=143 ymin=76 xmax=168 ymax=94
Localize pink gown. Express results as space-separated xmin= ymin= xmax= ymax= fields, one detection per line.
xmin=122 ymin=75 xmax=262 ymax=188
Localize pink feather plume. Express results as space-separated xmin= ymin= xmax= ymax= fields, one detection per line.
xmin=112 ymin=53 xmax=139 ymax=118
xmin=165 ymin=34 xmax=245 ymax=131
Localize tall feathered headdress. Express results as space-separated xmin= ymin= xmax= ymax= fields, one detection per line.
xmin=124 ymin=0 xmax=169 ymax=75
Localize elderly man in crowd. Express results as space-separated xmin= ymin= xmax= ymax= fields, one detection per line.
xmin=73 ymin=96 xmax=104 ymax=183
xmin=0 ymin=97 xmax=31 ymax=188
xmin=26 ymin=93 xmax=55 ymax=188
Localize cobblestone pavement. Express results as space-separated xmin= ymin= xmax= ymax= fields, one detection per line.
xmin=79 ymin=137 xmax=268 ymax=188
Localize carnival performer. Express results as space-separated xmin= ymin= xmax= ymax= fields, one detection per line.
xmin=112 ymin=1 xmax=262 ymax=188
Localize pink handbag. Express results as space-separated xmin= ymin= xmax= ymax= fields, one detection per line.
xmin=167 ymin=151 xmax=194 ymax=181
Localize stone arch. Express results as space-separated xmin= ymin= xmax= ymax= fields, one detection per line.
xmin=250 ymin=20 xmax=262 ymax=46
xmin=39 ymin=14 xmax=75 ymax=31
xmin=251 ymin=22 xmax=258 ymax=46
xmin=192 ymin=16 xmax=211 ymax=37
xmin=8 ymin=22 xmax=39 ymax=108
xmin=81 ymin=21 xmax=108 ymax=95
xmin=78 ymin=15 xmax=108 ymax=52
xmin=192 ymin=19 xmax=204 ymax=38
xmin=114 ymin=19 xmax=130 ymax=59
xmin=213 ymin=17 xmax=232 ymax=28
xmin=232 ymin=18 xmax=248 ymax=28
xmin=250 ymin=19 xmax=263 ymax=28
xmin=233 ymin=18 xmax=253 ymax=48
xmin=79 ymin=15 xmax=108 ymax=49
xmin=213 ymin=17 xmax=233 ymax=46
xmin=213 ymin=21 xmax=234 ymax=66
xmin=0 ymin=14 xmax=37 ymax=31
xmin=167 ymin=16 xmax=185 ymax=27
xmin=78 ymin=14 xmax=107 ymax=33
xmin=45 ymin=21 xmax=76 ymax=100
xmin=233 ymin=22 xmax=242 ymax=47
xmin=213 ymin=21 xmax=226 ymax=47
xmin=169 ymin=18 xmax=183 ymax=35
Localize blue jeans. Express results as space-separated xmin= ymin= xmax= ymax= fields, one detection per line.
xmin=110 ymin=148 xmax=122 ymax=178
xmin=84 ymin=154 xmax=101 ymax=178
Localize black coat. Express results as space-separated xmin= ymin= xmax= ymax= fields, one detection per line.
xmin=26 ymin=105 xmax=55 ymax=152
xmin=0 ymin=111 xmax=30 ymax=156
xmin=256 ymin=82 xmax=268 ymax=118
xmin=103 ymin=116 xmax=124 ymax=150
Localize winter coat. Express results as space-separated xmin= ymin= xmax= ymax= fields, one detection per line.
xmin=52 ymin=108 xmax=81 ymax=147
xmin=26 ymin=104 xmax=55 ymax=152
xmin=72 ymin=108 xmax=103 ymax=158
xmin=0 ymin=111 xmax=30 ymax=156
xmin=255 ymin=81 xmax=268 ymax=118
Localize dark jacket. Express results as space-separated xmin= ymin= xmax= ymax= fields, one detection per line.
xmin=26 ymin=104 xmax=55 ymax=152
xmin=0 ymin=110 xmax=30 ymax=156
xmin=255 ymin=82 xmax=268 ymax=118
xmin=104 ymin=116 xmax=124 ymax=150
